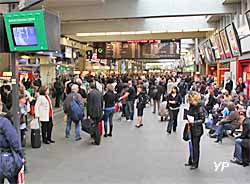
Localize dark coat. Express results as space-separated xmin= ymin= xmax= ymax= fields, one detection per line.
xmin=186 ymin=104 xmax=205 ymax=137
xmin=87 ymin=89 xmax=103 ymax=120
xmin=0 ymin=117 xmax=23 ymax=158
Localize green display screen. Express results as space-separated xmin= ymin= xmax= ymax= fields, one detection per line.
xmin=4 ymin=10 xmax=48 ymax=52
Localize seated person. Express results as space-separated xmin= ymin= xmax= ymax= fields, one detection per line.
xmin=205 ymin=90 xmax=217 ymax=114
xmin=211 ymin=102 xmax=240 ymax=143
xmin=236 ymin=94 xmax=248 ymax=112
xmin=231 ymin=116 xmax=250 ymax=166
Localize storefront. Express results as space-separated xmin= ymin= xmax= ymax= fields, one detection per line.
xmin=218 ymin=62 xmax=230 ymax=87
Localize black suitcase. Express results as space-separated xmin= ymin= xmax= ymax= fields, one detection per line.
xmin=31 ymin=129 xmax=41 ymax=148
xmin=82 ymin=119 xmax=101 ymax=145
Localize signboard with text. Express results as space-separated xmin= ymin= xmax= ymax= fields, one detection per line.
xmin=4 ymin=9 xmax=60 ymax=52
xmin=96 ymin=40 xmax=181 ymax=59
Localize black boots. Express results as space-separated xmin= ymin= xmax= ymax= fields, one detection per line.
xmin=108 ymin=126 xmax=113 ymax=137
xmin=104 ymin=126 xmax=113 ymax=137
xmin=104 ymin=127 xmax=108 ymax=137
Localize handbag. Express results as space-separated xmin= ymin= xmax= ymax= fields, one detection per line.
xmin=183 ymin=123 xmax=191 ymax=141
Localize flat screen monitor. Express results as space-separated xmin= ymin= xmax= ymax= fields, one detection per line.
xmin=225 ymin=23 xmax=241 ymax=57
xmin=11 ymin=23 xmax=38 ymax=46
xmin=219 ymin=29 xmax=232 ymax=58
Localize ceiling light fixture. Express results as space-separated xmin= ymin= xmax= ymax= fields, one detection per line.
xmin=151 ymin=30 xmax=167 ymax=34
xmin=167 ymin=30 xmax=182 ymax=33
xmin=135 ymin=31 xmax=151 ymax=34
xmin=198 ymin=28 xmax=215 ymax=32
xmin=106 ymin=32 xmax=121 ymax=35
xmin=121 ymin=31 xmax=136 ymax=35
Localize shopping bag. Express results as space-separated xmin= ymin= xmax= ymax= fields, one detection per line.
xmin=30 ymin=118 xmax=40 ymax=129
xmin=17 ymin=165 xmax=25 ymax=184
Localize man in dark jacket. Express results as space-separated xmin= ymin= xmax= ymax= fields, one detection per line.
xmin=225 ymin=76 xmax=233 ymax=95
xmin=87 ymin=83 xmax=103 ymax=145
xmin=64 ymin=84 xmax=84 ymax=141
xmin=54 ymin=78 xmax=63 ymax=108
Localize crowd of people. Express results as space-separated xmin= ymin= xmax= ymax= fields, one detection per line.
xmin=0 ymin=72 xmax=249 ymax=183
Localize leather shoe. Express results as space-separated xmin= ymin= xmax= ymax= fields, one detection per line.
xmin=48 ymin=140 xmax=55 ymax=143
xmin=43 ymin=141 xmax=50 ymax=144
xmin=190 ymin=165 xmax=198 ymax=170
xmin=185 ymin=163 xmax=192 ymax=167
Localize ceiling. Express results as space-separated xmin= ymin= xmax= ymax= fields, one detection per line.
xmin=30 ymin=0 xmax=237 ymax=42
xmin=40 ymin=0 xmax=104 ymax=8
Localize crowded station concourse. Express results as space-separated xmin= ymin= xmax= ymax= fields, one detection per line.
xmin=0 ymin=0 xmax=250 ymax=184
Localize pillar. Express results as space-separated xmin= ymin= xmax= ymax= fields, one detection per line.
xmin=217 ymin=63 xmax=220 ymax=86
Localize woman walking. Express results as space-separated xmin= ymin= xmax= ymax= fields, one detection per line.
xmin=35 ymin=86 xmax=55 ymax=144
xmin=135 ymin=85 xmax=147 ymax=128
xmin=166 ymin=86 xmax=182 ymax=134
xmin=184 ymin=91 xmax=205 ymax=170
xmin=103 ymin=84 xmax=118 ymax=137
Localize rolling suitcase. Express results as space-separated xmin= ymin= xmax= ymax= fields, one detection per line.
xmin=31 ymin=129 xmax=41 ymax=148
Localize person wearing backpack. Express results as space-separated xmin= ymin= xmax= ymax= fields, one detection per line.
xmin=64 ymin=84 xmax=84 ymax=141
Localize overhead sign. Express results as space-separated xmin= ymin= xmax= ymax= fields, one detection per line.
xmin=4 ymin=9 xmax=60 ymax=52
xmin=96 ymin=40 xmax=181 ymax=59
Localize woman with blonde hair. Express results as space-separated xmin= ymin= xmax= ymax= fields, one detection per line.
xmin=184 ymin=91 xmax=205 ymax=170
xmin=103 ymin=84 xmax=118 ymax=137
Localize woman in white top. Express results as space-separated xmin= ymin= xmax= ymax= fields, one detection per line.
xmin=35 ymin=86 xmax=54 ymax=144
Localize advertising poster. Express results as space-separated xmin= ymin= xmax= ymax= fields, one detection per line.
xmin=204 ymin=39 xmax=216 ymax=64
xmin=215 ymin=34 xmax=225 ymax=60
xmin=219 ymin=30 xmax=232 ymax=58
xmin=225 ymin=23 xmax=240 ymax=57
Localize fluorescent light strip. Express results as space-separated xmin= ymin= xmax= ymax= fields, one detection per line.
xmin=168 ymin=30 xmax=182 ymax=33
xmin=121 ymin=31 xmax=136 ymax=35
xmin=106 ymin=32 xmax=121 ymax=35
xmin=198 ymin=28 xmax=215 ymax=32
xmin=151 ymin=30 xmax=167 ymax=33
xmin=135 ymin=31 xmax=151 ymax=34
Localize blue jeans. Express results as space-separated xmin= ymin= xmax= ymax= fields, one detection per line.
xmin=65 ymin=115 xmax=81 ymax=140
xmin=215 ymin=123 xmax=232 ymax=140
xmin=103 ymin=109 xmax=114 ymax=129
xmin=234 ymin=138 xmax=243 ymax=161
xmin=125 ymin=101 xmax=134 ymax=120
